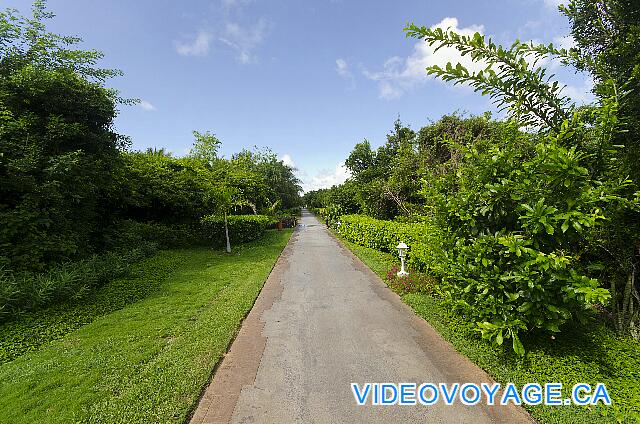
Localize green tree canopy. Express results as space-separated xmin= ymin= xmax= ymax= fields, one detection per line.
xmin=0 ymin=1 xmax=127 ymax=270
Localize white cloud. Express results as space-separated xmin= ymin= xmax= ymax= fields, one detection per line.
xmin=302 ymin=163 xmax=351 ymax=192
xmin=544 ymin=0 xmax=566 ymax=10
xmin=336 ymin=58 xmax=351 ymax=77
xmin=554 ymin=34 xmax=576 ymax=50
xmin=138 ymin=100 xmax=156 ymax=111
xmin=336 ymin=58 xmax=356 ymax=89
xmin=562 ymin=76 xmax=595 ymax=105
xmin=220 ymin=18 xmax=271 ymax=64
xmin=175 ymin=31 xmax=213 ymax=56
xmin=281 ymin=154 xmax=296 ymax=168
xmin=363 ymin=17 xmax=485 ymax=99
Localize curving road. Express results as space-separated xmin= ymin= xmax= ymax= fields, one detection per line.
xmin=191 ymin=210 xmax=532 ymax=423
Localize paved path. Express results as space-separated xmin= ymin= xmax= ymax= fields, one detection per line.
xmin=191 ymin=210 xmax=532 ymax=423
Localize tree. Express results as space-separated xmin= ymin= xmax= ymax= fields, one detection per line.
xmin=213 ymin=186 xmax=257 ymax=253
xmin=117 ymin=152 xmax=219 ymax=224
xmin=0 ymin=1 xmax=128 ymax=270
xmin=560 ymin=1 xmax=640 ymax=334
xmin=190 ymin=130 xmax=221 ymax=167
xmin=212 ymin=147 xmax=301 ymax=214
xmin=345 ymin=140 xmax=375 ymax=178
xmin=562 ymin=0 xmax=640 ymax=153
xmin=217 ymin=187 xmax=236 ymax=253
xmin=343 ymin=119 xmax=420 ymax=219
xmin=253 ymin=148 xmax=302 ymax=210
xmin=214 ymin=150 xmax=267 ymax=214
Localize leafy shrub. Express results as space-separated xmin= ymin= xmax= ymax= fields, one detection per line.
xmin=338 ymin=210 xmax=612 ymax=355
xmin=201 ymin=215 xmax=271 ymax=244
xmin=309 ymin=207 xmax=326 ymax=219
xmin=446 ymin=234 xmax=610 ymax=355
xmin=425 ymin=133 xmax=621 ymax=353
xmin=403 ymin=13 xmax=640 ymax=350
xmin=324 ymin=204 xmax=344 ymax=227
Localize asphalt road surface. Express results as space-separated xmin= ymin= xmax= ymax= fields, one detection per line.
xmin=191 ymin=210 xmax=532 ymax=424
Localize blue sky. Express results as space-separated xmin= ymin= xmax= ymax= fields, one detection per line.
xmin=6 ymin=0 xmax=592 ymax=191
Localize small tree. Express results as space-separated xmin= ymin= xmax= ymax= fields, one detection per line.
xmin=216 ymin=187 xmax=238 ymax=253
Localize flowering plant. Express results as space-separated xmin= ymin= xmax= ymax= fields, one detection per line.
xmin=385 ymin=266 xmax=439 ymax=296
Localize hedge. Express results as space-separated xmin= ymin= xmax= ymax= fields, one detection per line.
xmin=201 ymin=215 xmax=273 ymax=244
xmin=337 ymin=214 xmax=449 ymax=275
xmin=105 ymin=220 xmax=210 ymax=250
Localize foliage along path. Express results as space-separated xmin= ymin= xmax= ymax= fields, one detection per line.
xmin=191 ymin=210 xmax=532 ymax=423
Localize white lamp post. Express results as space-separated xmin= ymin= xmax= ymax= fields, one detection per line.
xmin=396 ymin=242 xmax=409 ymax=277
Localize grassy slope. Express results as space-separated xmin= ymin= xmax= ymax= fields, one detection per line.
xmin=0 ymin=251 xmax=185 ymax=364
xmin=0 ymin=229 xmax=292 ymax=423
xmin=336 ymin=233 xmax=640 ymax=424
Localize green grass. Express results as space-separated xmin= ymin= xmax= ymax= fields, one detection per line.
xmin=0 ymin=229 xmax=292 ymax=423
xmin=336 ymin=233 xmax=640 ymax=424
xmin=0 ymin=248 xmax=176 ymax=365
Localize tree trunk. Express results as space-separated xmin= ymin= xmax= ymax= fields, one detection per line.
xmin=612 ymin=265 xmax=638 ymax=337
xmin=225 ymin=212 xmax=231 ymax=253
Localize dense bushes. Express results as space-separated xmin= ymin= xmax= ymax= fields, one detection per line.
xmin=339 ymin=211 xmax=611 ymax=354
xmin=323 ymin=116 xmax=632 ymax=354
xmin=0 ymin=4 xmax=301 ymax=274
xmin=201 ymin=215 xmax=272 ymax=244
xmin=115 ymin=153 xmax=220 ymax=225
xmin=0 ymin=50 xmax=124 ymax=272
xmin=448 ymin=234 xmax=609 ymax=354
xmin=319 ymin=115 xmax=631 ymax=354
xmin=0 ymin=213 xmax=274 ymax=322
xmin=104 ymin=220 xmax=210 ymax=250
xmin=0 ymin=244 xmax=156 ymax=322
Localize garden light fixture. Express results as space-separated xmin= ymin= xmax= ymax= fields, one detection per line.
xmin=396 ymin=242 xmax=408 ymax=277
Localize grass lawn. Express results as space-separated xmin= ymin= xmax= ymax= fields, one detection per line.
xmin=335 ymin=232 xmax=640 ymax=424
xmin=0 ymin=229 xmax=292 ymax=423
